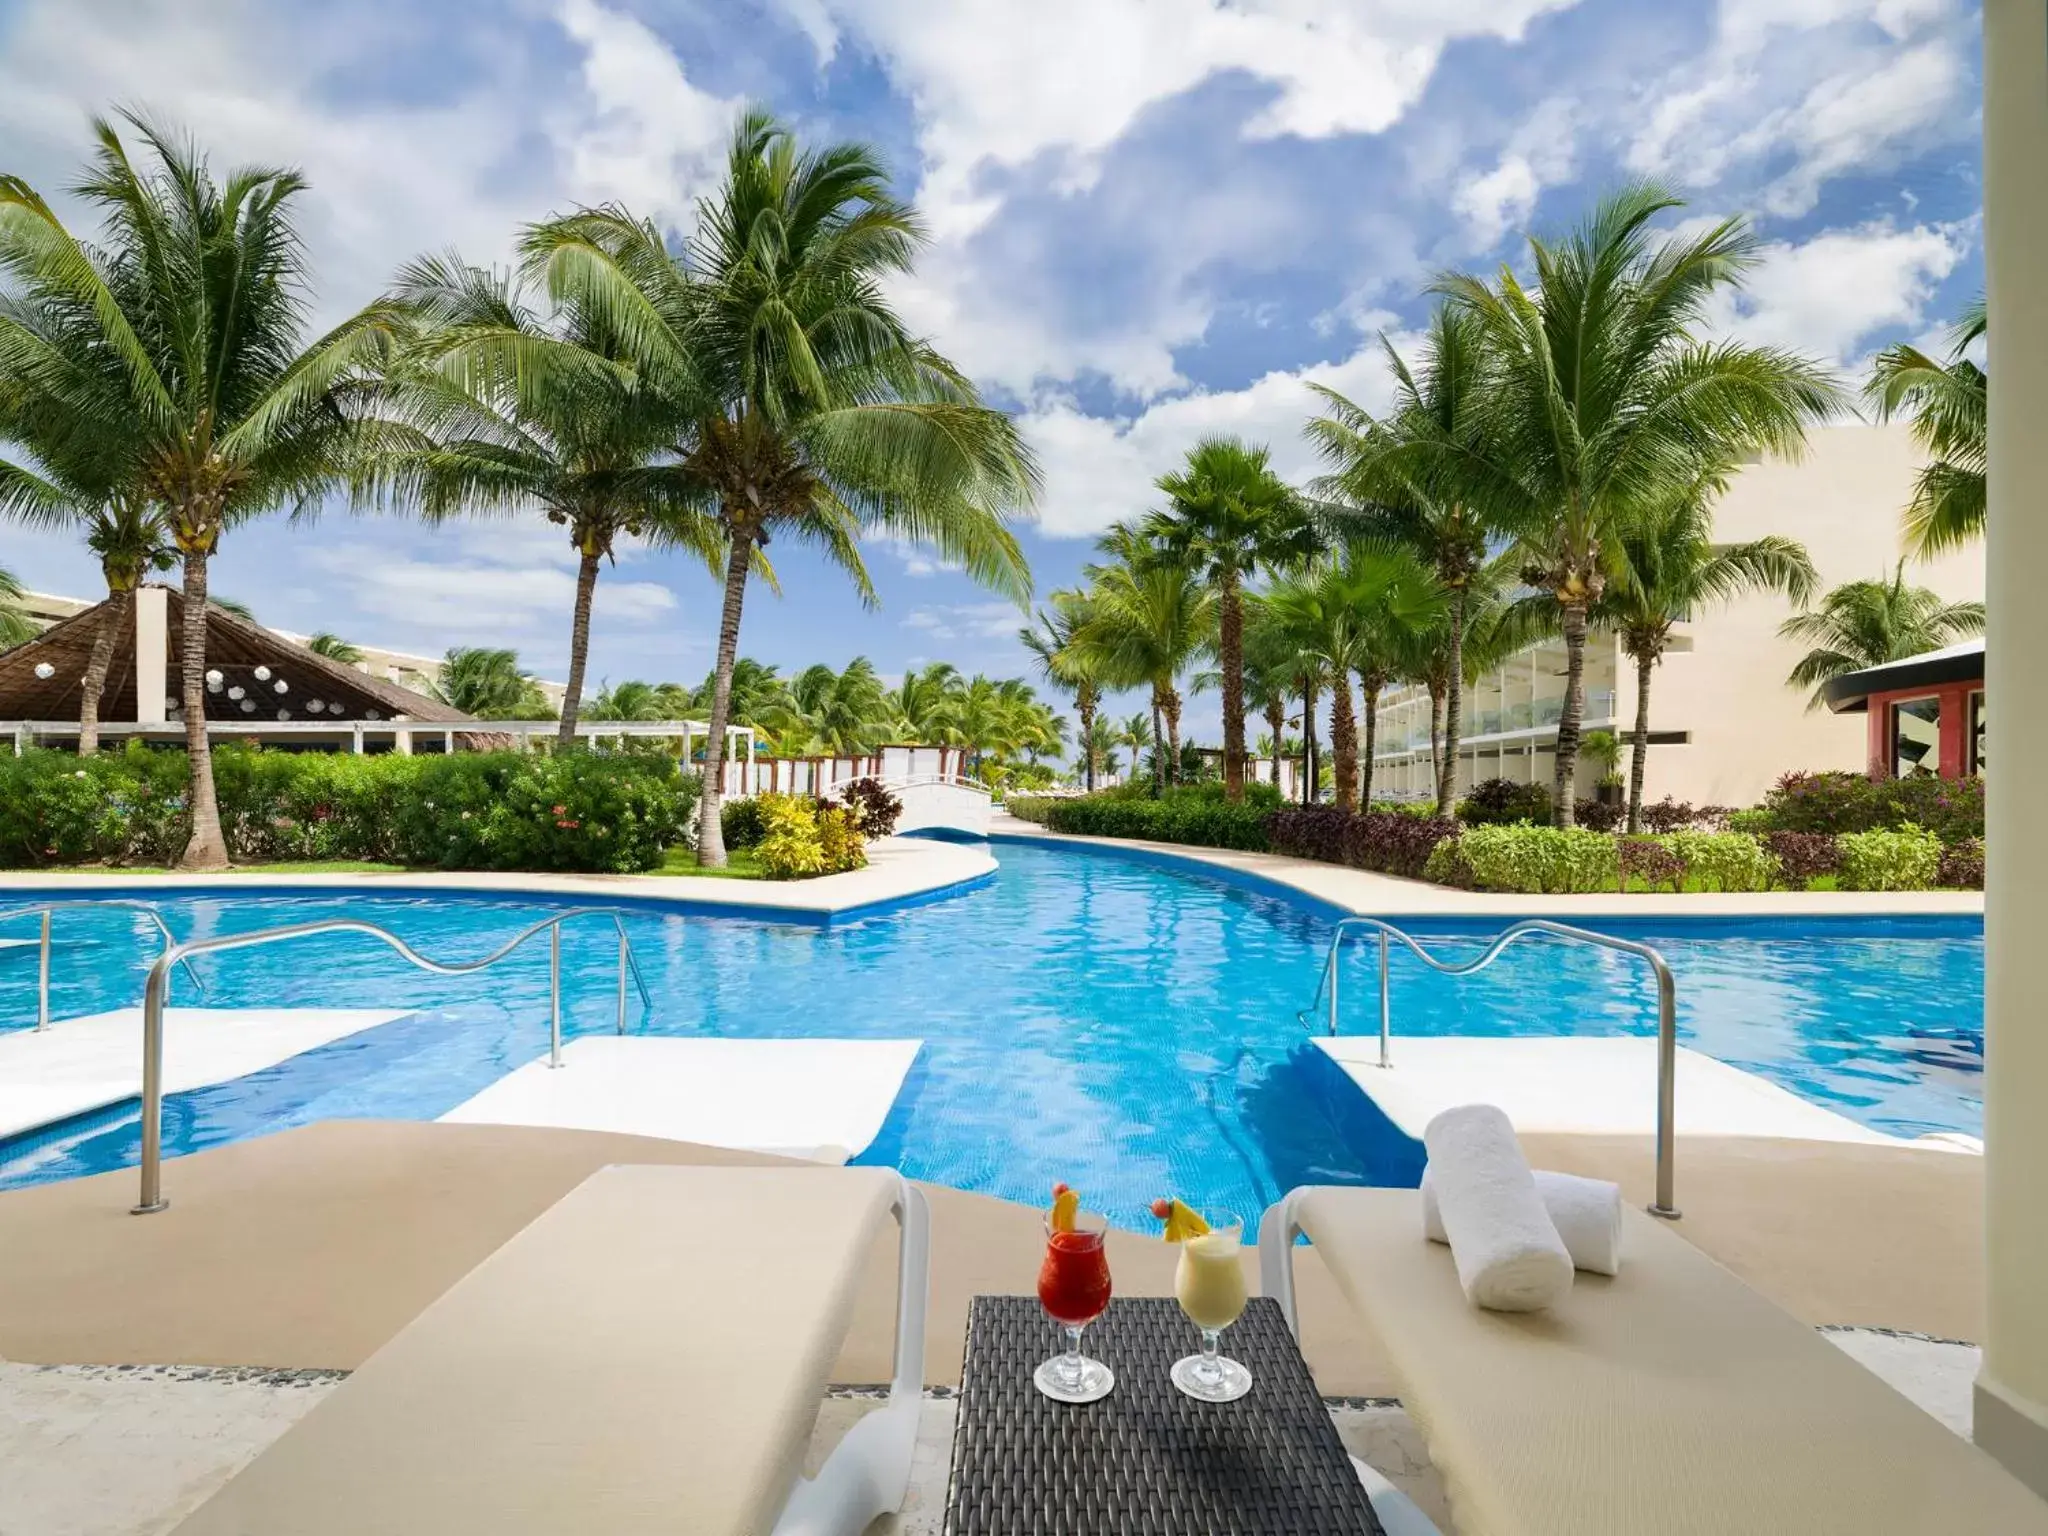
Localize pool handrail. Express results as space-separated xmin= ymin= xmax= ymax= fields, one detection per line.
xmin=0 ymin=899 xmax=208 ymax=1028
xmin=129 ymin=906 xmax=655 ymax=1215
xmin=1298 ymin=916 xmax=1681 ymax=1220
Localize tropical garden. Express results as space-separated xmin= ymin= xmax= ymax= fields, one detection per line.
xmin=0 ymin=105 xmax=1989 ymax=890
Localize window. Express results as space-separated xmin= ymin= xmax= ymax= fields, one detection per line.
xmin=1891 ymin=696 xmax=1941 ymax=778
xmin=1970 ymin=690 xmax=1987 ymax=777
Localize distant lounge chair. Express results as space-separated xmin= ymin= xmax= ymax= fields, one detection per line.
xmin=174 ymin=1164 xmax=929 ymax=1536
xmin=1261 ymin=1186 xmax=2048 ymax=1536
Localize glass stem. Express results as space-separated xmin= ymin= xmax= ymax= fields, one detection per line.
xmin=1063 ymin=1324 xmax=1084 ymax=1386
xmin=1200 ymin=1326 xmax=1222 ymax=1381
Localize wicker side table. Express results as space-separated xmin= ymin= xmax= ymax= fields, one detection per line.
xmin=943 ymin=1295 xmax=1388 ymax=1535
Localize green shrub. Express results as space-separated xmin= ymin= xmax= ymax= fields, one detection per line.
xmin=1457 ymin=778 xmax=1553 ymax=826
xmin=1723 ymin=807 xmax=1772 ymax=835
xmin=1422 ymin=836 xmax=1474 ymax=888
xmin=1762 ymin=771 xmax=1982 ymax=843
xmin=1661 ymin=830 xmax=1778 ymax=893
xmin=1938 ymin=837 xmax=1984 ymax=890
xmin=1003 ymin=794 xmax=1055 ymax=825
xmin=754 ymin=792 xmax=827 ymax=879
xmin=0 ymin=744 xmax=190 ymax=866
xmin=0 ymin=746 xmax=692 ymax=873
xmin=1837 ymin=822 xmax=1942 ymax=891
xmin=722 ymin=796 xmax=767 ymax=850
xmin=1455 ymin=824 xmax=1619 ymax=893
xmin=814 ymin=804 xmax=868 ymax=874
xmin=1042 ymin=788 xmax=1270 ymax=851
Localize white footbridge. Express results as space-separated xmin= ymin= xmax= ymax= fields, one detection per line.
xmin=826 ymin=771 xmax=993 ymax=838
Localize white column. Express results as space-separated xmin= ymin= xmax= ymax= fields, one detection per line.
xmin=133 ymin=586 xmax=169 ymax=725
xmin=1980 ymin=0 xmax=2048 ymax=1494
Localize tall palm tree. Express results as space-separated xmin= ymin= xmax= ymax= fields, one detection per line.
xmin=1780 ymin=564 xmax=1984 ymax=708
xmin=585 ymin=678 xmax=693 ymax=721
xmin=434 ymin=646 xmax=556 ymax=719
xmin=524 ymin=110 xmax=1038 ymax=866
xmin=1347 ymin=547 xmax=1445 ymax=809
xmin=0 ymin=563 xmax=32 ymax=648
xmin=1867 ymin=297 xmax=1986 ymax=558
xmin=1242 ymin=618 xmax=1300 ymax=792
xmin=1148 ymin=436 xmax=1310 ymax=799
xmin=1599 ymin=473 xmax=1816 ymax=828
xmin=1309 ymin=301 xmax=1495 ymax=815
xmin=1415 ymin=183 xmax=1837 ymax=825
xmin=1020 ymin=590 xmax=1101 ymax=789
xmin=1076 ymin=712 xmax=1120 ymax=784
xmin=1070 ymin=536 xmax=1216 ymax=791
xmin=1115 ymin=711 xmax=1153 ymax=783
xmin=306 ymin=632 xmax=363 ymax=664
xmin=0 ymin=113 xmax=402 ymax=865
xmin=364 ymin=254 xmax=731 ymax=748
xmin=790 ymin=656 xmax=893 ymax=754
xmin=1259 ymin=567 xmax=1366 ymax=811
xmin=892 ymin=661 xmax=964 ymax=745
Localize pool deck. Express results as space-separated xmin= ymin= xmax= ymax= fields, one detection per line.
xmin=988 ymin=813 xmax=1985 ymax=919
xmin=0 ymin=1118 xmax=1985 ymax=1395
xmin=0 ymin=833 xmax=998 ymax=921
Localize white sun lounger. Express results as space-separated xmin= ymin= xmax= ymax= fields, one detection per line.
xmin=172 ymin=1164 xmax=929 ymax=1536
xmin=1261 ymin=1186 xmax=2048 ymax=1536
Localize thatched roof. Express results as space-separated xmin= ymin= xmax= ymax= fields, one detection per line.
xmin=0 ymin=584 xmax=472 ymax=725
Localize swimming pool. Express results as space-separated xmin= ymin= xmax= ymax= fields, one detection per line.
xmin=0 ymin=842 xmax=1984 ymax=1229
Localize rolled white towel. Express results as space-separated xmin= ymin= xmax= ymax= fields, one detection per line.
xmin=1422 ymin=1166 xmax=1624 ymax=1276
xmin=1421 ymin=1104 xmax=1573 ymax=1312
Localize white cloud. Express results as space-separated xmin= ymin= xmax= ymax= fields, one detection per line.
xmin=901 ymin=602 xmax=1026 ymax=643
xmin=1451 ymin=97 xmax=1578 ymax=249
xmin=1626 ymin=5 xmax=1970 ymax=218
xmin=787 ymin=0 xmax=1582 ymax=239
xmin=0 ymin=0 xmax=740 ymax=326
xmin=1019 ymin=337 xmax=1414 ymax=539
xmin=308 ymin=544 xmax=677 ymax=643
xmin=1703 ymin=219 xmax=1971 ymax=365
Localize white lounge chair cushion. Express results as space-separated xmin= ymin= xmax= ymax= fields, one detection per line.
xmin=1294 ymin=1187 xmax=2048 ymax=1536
xmin=173 ymin=1164 xmax=900 ymax=1536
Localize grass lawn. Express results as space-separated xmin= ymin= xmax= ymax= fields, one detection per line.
xmin=649 ymin=846 xmax=770 ymax=880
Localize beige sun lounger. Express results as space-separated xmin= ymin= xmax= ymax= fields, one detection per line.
xmin=173 ymin=1164 xmax=929 ymax=1536
xmin=1261 ymin=1186 xmax=2048 ymax=1536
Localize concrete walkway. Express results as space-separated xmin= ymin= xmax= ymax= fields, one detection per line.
xmin=0 ymin=835 xmax=997 ymax=922
xmin=989 ymin=813 xmax=1984 ymax=919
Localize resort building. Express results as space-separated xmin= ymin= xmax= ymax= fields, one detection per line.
xmin=1368 ymin=422 xmax=1986 ymax=806
xmin=1825 ymin=638 xmax=1987 ymax=780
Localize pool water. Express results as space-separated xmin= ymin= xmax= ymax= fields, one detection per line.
xmin=0 ymin=843 xmax=1984 ymax=1230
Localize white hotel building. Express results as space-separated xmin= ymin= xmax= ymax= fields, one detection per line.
xmin=1368 ymin=423 xmax=1986 ymax=808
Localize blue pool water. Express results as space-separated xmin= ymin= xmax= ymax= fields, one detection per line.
xmin=0 ymin=842 xmax=1984 ymax=1229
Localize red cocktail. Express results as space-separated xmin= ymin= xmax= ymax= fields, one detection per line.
xmin=1035 ymin=1209 xmax=1115 ymax=1402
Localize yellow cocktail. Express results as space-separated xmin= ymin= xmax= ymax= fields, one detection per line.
xmin=1154 ymin=1200 xmax=1253 ymax=1402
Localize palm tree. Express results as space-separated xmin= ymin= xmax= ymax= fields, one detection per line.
xmin=1076 ymin=712 xmax=1120 ymax=784
xmin=1867 ymin=297 xmax=1985 ymax=558
xmin=1070 ymin=535 xmax=1216 ymax=791
xmin=1310 ymin=301 xmax=1495 ymax=815
xmin=1115 ymin=711 xmax=1153 ymax=783
xmin=585 ymin=678 xmax=693 ymax=721
xmin=307 ymin=632 xmax=363 ymax=665
xmin=1020 ymin=590 xmax=1102 ymax=789
xmin=1149 ymin=436 xmax=1310 ymax=800
xmin=790 ymin=656 xmax=894 ymax=754
xmin=0 ymin=563 xmax=32 ymax=648
xmin=1598 ymin=473 xmax=1817 ymax=829
xmin=0 ymin=114 xmax=402 ymax=864
xmin=434 ymin=646 xmax=556 ymax=719
xmin=364 ymin=253 xmax=731 ymax=749
xmin=1780 ymin=564 xmax=1984 ymax=708
xmin=1416 ymin=183 xmax=1837 ymax=826
xmin=1259 ymin=568 xmax=1365 ymax=811
xmin=523 ymin=109 xmax=1038 ymax=866
xmin=892 ymin=662 xmax=964 ymax=745
xmin=1242 ymin=619 xmax=1300 ymax=792
xmin=1349 ymin=547 xmax=1446 ymax=809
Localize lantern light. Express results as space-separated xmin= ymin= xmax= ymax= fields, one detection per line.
xmin=227 ymin=686 xmax=245 ymax=701
xmin=239 ymin=700 xmax=256 ymax=714
xmin=276 ymin=709 xmax=291 ymax=722
xmin=273 ymin=679 xmax=288 ymax=694
xmin=33 ymin=662 xmax=54 ymax=680
xmin=364 ymin=709 xmax=381 ymax=721
xmin=204 ymin=669 xmax=223 ymax=686
xmin=253 ymin=665 xmax=271 ymax=681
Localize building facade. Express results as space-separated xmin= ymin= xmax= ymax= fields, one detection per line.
xmin=1369 ymin=422 xmax=1986 ymax=808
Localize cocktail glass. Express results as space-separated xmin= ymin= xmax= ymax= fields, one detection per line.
xmin=1035 ymin=1209 xmax=1115 ymax=1403
xmin=1169 ymin=1208 xmax=1251 ymax=1402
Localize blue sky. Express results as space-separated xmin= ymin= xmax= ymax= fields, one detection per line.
xmin=0 ymin=0 xmax=1984 ymax=736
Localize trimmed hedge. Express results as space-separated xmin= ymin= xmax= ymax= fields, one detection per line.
xmin=1265 ymin=807 xmax=1458 ymax=880
xmin=1456 ymin=778 xmax=1552 ymax=826
xmin=1762 ymin=771 xmax=1982 ymax=843
xmin=1041 ymin=786 xmax=1273 ymax=851
xmin=1838 ymin=823 xmax=1943 ymax=892
xmin=1002 ymin=794 xmax=1055 ymax=825
xmin=0 ymin=745 xmax=695 ymax=873
xmin=1452 ymin=824 xmax=1620 ymax=893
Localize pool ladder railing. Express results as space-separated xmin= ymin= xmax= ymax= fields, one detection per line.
xmin=1297 ymin=917 xmax=1680 ymax=1221
xmin=0 ymin=899 xmax=210 ymax=1029
xmin=118 ymin=908 xmax=654 ymax=1215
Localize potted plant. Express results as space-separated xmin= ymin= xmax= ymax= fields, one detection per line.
xmin=1581 ymin=729 xmax=1624 ymax=806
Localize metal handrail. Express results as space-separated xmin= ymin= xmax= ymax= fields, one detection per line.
xmin=130 ymin=907 xmax=654 ymax=1215
xmin=0 ymin=900 xmax=207 ymax=1029
xmin=1298 ymin=916 xmax=1681 ymax=1220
